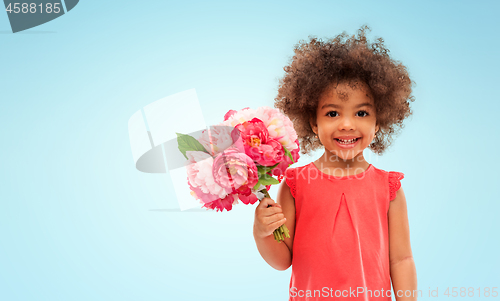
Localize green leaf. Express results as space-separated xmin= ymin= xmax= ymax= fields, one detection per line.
xmin=258 ymin=173 xmax=280 ymax=186
xmin=257 ymin=162 xmax=279 ymax=175
xmin=253 ymin=180 xmax=261 ymax=190
xmin=283 ymin=146 xmax=295 ymax=164
xmin=253 ymin=173 xmax=280 ymax=190
xmin=176 ymin=132 xmax=209 ymax=160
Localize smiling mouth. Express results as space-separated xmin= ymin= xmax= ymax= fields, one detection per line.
xmin=334 ymin=138 xmax=360 ymax=144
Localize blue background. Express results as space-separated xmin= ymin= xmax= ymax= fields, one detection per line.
xmin=1 ymin=0 xmax=499 ymax=300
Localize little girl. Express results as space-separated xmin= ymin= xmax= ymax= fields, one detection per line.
xmin=253 ymin=25 xmax=417 ymax=301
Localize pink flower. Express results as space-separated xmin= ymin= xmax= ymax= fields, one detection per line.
xmin=186 ymin=150 xmax=242 ymax=212
xmin=224 ymin=110 xmax=237 ymax=121
xmin=238 ymin=193 xmax=258 ymax=205
xmin=201 ymin=194 xmax=237 ymax=212
xmin=224 ymin=107 xmax=250 ymax=121
xmin=197 ymin=125 xmax=235 ymax=157
xmin=255 ymin=107 xmax=298 ymax=154
xmin=232 ymin=118 xmax=284 ymax=166
xmin=183 ymin=106 xmax=301 ymax=213
xmin=222 ymin=106 xmax=298 ymax=155
xmin=185 ymin=151 xmax=228 ymax=200
xmin=187 ymin=179 xmax=220 ymax=204
xmin=212 ymin=147 xmax=259 ymax=196
xmin=271 ymin=139 xmax=301 ymax=177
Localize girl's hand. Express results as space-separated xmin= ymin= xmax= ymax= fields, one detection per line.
xmin=253 ymin=197 xmax=286 ymax=239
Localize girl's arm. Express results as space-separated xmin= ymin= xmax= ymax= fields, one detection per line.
xmin=388 ymin=186 xmax=418 ymax=301
xmin=253 ymin=179 xmax=296 ymax=271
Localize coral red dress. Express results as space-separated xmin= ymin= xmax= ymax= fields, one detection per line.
xmin=285 ymin=162 xmax=405 ymax=301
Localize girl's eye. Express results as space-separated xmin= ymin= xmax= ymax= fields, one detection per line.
xmin=356 ymin=110 xmax=369 ymax=117
xmin=326 ymin=110 xmax=370 ymax=117
xmin=326 ymin=111 xmax=338 ymax=117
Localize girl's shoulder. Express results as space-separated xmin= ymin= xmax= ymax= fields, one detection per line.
xmin=284 ymin=164 xmax=308 ymax=199
xmin=284 ymin=166 xmax=297 ymax=198
xmin=371 ymin=165 xmax=405 ymax=201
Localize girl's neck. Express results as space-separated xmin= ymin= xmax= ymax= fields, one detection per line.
xmin=315 ymin=151 xmax=371 ymax=176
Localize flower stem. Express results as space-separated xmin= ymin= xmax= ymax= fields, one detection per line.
xmin=258 ymin=188 xmax=291 ymax=243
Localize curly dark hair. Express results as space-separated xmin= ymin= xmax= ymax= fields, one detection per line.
xmin=274 ymin=24 xmax=415 ymax=156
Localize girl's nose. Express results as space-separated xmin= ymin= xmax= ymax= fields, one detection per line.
xmin=338 ymin=116 xmax=355 ymax=131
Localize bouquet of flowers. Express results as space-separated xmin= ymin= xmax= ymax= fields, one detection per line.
xmin=175 ymin=106 xmax=300 ymax=242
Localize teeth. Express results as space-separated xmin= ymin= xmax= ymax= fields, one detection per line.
xmin=337 ymin=138 xmax=358 ymax=144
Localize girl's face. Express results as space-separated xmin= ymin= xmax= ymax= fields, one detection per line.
xmin=310 ymin=80 xmax=379 ymax=161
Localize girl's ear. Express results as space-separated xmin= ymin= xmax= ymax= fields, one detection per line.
xmin=375 ymin=125 xmax=380 ymax=133
xmin=309 ymin=117 xmax=318 ymax=135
